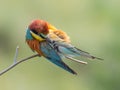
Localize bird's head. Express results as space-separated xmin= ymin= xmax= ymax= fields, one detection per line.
xmin=29 ymin=19 xmax=49 ymax=35
xmin=26 ymin=19 xmax=49 ymax=41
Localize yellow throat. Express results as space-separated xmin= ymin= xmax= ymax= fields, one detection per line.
xmin=30 ymin=31 xmax=45 ymax=41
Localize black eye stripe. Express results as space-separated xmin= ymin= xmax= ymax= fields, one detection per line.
xmin=30 ymin=29 xmax=46 ymax=39
xmin=32 ymin=30 xmax=38 ymax=34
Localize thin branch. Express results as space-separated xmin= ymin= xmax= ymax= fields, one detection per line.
xmin=13 ymin=45 xmax=19 ymax=63
xmin=0 ymin=54 xmax=40 ymax=76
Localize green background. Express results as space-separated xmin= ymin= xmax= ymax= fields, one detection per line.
xmin=0 ymin=0 xmax=120 ymax=90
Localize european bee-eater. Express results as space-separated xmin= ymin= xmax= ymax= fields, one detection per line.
xmin=26 ymin=19 xmax=103 ymax=75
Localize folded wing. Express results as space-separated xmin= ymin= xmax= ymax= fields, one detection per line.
xmin=40 ymin=41 xmax=77 ymax=74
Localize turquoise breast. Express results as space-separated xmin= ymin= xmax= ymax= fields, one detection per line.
xmin=26 ymin=29 xmax=34 ymax=40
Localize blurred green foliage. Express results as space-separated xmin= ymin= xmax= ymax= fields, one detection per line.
xmin=0 ymin=0 xmax=120 ymax=90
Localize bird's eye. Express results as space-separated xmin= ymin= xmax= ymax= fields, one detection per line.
xmin=32 ymin=30 xmax=38 ymax=34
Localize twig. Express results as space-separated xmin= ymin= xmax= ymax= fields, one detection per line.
xmin=0 ymin=54 xmax=39 ymax=76
xmin=0 ymin=47 xmax=40 ymax=76
xmin=13 ymin=45 xmax=19 ymax=63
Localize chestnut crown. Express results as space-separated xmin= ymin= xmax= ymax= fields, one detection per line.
xmin=29 ymin=19 xmax=49 ymax=35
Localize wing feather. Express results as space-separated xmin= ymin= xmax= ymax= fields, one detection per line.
xmin=40 ymin=41 xmax=77 ymax=74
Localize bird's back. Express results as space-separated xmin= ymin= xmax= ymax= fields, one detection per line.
xmin=47 ymin=23 xmax=70 ymax=43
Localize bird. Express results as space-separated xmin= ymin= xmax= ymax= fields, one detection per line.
xmin=25 ymin=19 xmax=103 ymax=75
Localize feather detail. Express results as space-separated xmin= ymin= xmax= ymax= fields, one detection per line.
xmin=40 ymin=41 xmax=77 ymax=74
xmin=65 ymin=56 xmax=88 ymax=64
xmin=58 ymin=44 xmax=103 ymax=60
xmin=47 ymin=23 xmax=70 ymax=43
xmin=26 ymin=40 xmax=44 ymax=56
xmin=47 ymin=23 xmax=57 ymax=31
xmin=45 ymin=35 xmax=103 ymax=60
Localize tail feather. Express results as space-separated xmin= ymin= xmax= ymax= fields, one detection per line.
xmin=65 ymin=56 xmax=88 ymax=64
xmin=46 ymin=56 xmax=77 ymax=75
xmin=59 ymin=46 xmax=103 ymax=60
xmin=90 ymin=55 xmax=103 ymax=60
xmin=74 ymin=47 xmax=90 ymax=54
xmin=73 ymin=47 xmax=103 ymax=60
xmin=79 ymin=52 xmax=103 ymax=60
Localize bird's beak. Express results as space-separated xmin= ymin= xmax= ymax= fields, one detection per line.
xmin=30 ymin=31 xmax=45 ymax=41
